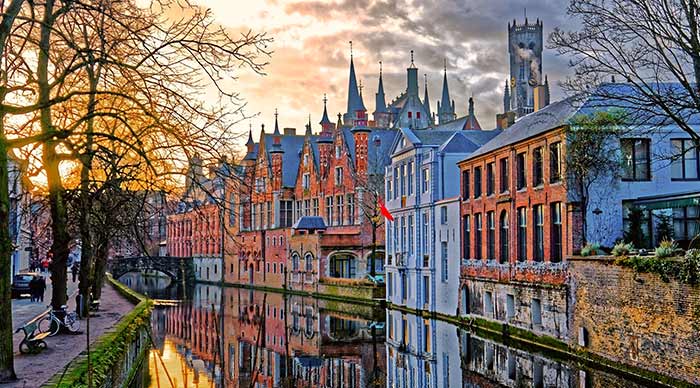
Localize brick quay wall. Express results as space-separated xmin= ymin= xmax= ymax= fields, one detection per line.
xmin=568 ymin=257 xmax=700 ymax=386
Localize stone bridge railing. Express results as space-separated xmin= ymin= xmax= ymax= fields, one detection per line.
xmin=109 ymin=256 xmax=195 ymax=284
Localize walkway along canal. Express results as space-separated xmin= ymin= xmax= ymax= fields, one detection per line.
xmin=122 ymin=273 xmax=686 ymax=388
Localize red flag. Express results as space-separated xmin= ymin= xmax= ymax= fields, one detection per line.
xmin=378 ymin=198 xmax=394 ymax=222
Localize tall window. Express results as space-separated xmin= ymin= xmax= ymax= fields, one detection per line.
xmin=441 ymin=241 xmax=448 ymax=281
xmin=621 ymin=138 xmax=651 ymax=181
xmin=312 ymin=198 xmax=319 ymax=216
xmin=335 ymin=167 xmax=343 ymax=186
xmin=440 ymin=206 xmax=448 ymax=224
xmin=325 ymin=196 xmax=334 ymax=226
xmin=671 ymin=139 xmax=699 ymax=180
xmin=486 ymin=211 xmax=495 ymax=260
xmin=551 ymin=203 xmax=562 ymax=262
xmin=486 ymin=163 xmax=495 ymax=196
xmin=517 ymin=207 xmax=527 ymax=262
xmin=474 ymin=167 xmax=482 ymax=198
xmin=516 ymin=153 xmax=526 ymax=190
xmin=336 ymin=195 xmax=344 ymax=225
xmin=422 ymin=168 xmax=430 ymax=193
xmin=549 ymin=142 xmax=561 ymax=183
xmin=387 ymin=179 xmax=392 ymax=199
xmin=533 ymin=147 xmax=543 ymax=186
xmin=463 ymin=215 xmax=471 ymax=260
xmin=401 ymin=217 xmax=406 ymax=255
xmin=302 ymin=173 xmax=310 ymax=189
xmin=305 ymin=253 xmax=314 ymax=272
xmin=408 ymin=215 xmax=414 ymax=253
xmin=499 ymin=210 xmax=509 ymax=264
xmin=228 ymin=193 xmax=236 ymax=227
xmin=408 ymin=162 xmax=414 ymax=195
xmin=346 ymin=194 xmax=355 ymax=224
xmin=534 ymin=205 xmax=544 ymax=261
xmin=394 ymin=168 xmax=400 ymax=199
xmin=474 ymin=213 xmax=482 ymax=260
xmin=422 ymin=213 xmax=429 ymax=255
xmin=295 ymin=200 xmax=302 ymax=221
xmin=267 ymin=202 xmax=272 ymax=227
xmin=304 ymin=199 xmax=311 ymax=217
xmin=401 ymin=165 xmax=406 ymax=196
xmin=462 ymin=170 xmax=470 ymax=199
xmin=500 ymin=158 xmax=509 ymax=193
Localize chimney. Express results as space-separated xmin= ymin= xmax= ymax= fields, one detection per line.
xmin=283 ymin=127 xmax=296 ymax=136
xmin=496 ymin=111 xmax=516 ymax=129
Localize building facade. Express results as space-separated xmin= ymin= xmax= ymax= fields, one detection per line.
xmin=385 ymin=120 xmax=501 ymax=316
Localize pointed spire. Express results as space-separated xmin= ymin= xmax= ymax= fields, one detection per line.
xmin=246 ymin=123 xmax=254 ymax=146
xmin=273 ymin=108 xmax=281 ymax=136
xmin=305 ymin=114 xmax=312 ymax=137
xmin=374 ymin=61 xmax=387 ymax=114
xmin=336 ymin=113 xmax=343 ymax=130
xmin=320 ymin=94 xmax=332 ymax=125
xmin=423 ymin=74 xmax=432 ymax=123
xmin=438 ymin=58 xmax=454 ymax=124
xmin=345 ymin=40 xmax=364 ymax=120
xmin=503 ymin=79 xmax=511 ymax=113
xmin=464 ymin=96 xmax=482 ymax=130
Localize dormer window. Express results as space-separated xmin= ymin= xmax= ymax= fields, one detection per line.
xmin=303 ymin=153 xmax=309 ymax=167
xmin=416 ymin=111 xmax=421 ymax=119
xmin=408 ymin=112 xmax=412 ymax=119
xmin=335 ymin=145 xmax=341 ymax=159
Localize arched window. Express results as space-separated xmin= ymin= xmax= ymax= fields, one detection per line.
xmin=329 ymin=253 xmax=357 ymax=278
xmin=500 ymin=210 xmax=509 ymax=264
xmin=304 ymin=253 xmax=314 ymax=272
xmin=292 ymin=253 xmax=300 ymax=271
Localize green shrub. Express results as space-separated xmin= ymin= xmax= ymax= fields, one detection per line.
xmin=581 ymin=242 xmax=602 ymax=257
xmin=655 ymin=239 xmax=678 ymax=259
xmin=611 ymin=242 xmax=633 ymax=257
xmin=616 ymin=249 xmax=700 ymax=285
xmin=678 ymin=249 xmax=700 ymax=284
xmin=655 ymin=213 xmax=674 ymax=242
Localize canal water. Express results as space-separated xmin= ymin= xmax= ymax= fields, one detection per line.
xmin=121 ymin=273 xmax=658 ymax=388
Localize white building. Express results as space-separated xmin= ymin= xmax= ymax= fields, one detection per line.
xmin=384 ymin=120 xmax=500 ymax=316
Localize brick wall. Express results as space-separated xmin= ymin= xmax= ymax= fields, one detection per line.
xmin=569 ymin=257 xmax=700 ymax=385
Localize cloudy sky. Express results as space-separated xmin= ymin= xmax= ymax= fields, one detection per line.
xmin=194 ymin=0 xmax=575 ymax=143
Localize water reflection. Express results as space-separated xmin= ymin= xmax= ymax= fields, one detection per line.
xmin=139 ymin=279 xmax=655 ymax=388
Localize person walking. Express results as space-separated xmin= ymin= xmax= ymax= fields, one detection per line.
xmin=71 ymin=263 xmax=79 ymax=283
xmin=37 ymin=276 xmax=46 ymax=303
xmin=28 ymin=276 xmax=38 ymax=302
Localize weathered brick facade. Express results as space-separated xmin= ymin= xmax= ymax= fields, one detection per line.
xmin=569 ymin=257 xmax=700 ymax=385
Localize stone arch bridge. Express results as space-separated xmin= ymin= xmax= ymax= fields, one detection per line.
xmin=109 ymin=256 xmax=196 ymax=284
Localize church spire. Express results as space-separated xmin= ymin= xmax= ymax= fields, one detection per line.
xmin=305 ymin=114 xmax=312 ymax=137
xmin=271 ymin=109 xmax=283 ymax=153
xmin=320 ymin=94 xmax=332 ymax=126
xmin=374 ymin=61 xmax=387 ymax=114
xmin=423 ymin=74 xmax=432 ymax=125
xmin=273 ymin=108 xmax=281 ymax=136
xmin=345 ymin=41 xmax=365 ymax=124
xmin=438 ymin=58 xmax=454 ymax=124
xmin=503 ymin=79 xmax=511 ymax=113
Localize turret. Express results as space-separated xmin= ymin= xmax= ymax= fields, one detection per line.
xmin=269 ymin=110 xmax=284 ymax=192
xmin=463 ymin=96 xmax=482 ymax=130
xmin=319 ymin=94 xmax=334 ymax=136
xmin=406 ymin=50 xmax=419 ymax=97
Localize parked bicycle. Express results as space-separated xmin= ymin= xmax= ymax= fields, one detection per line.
xmin=38 ymin=305 xmax=80 ymax=336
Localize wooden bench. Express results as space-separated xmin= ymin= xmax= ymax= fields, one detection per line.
xmin=16 ymin=321 xmax=49 ymax=354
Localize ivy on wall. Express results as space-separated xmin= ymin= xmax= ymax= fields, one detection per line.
xmin=615 ymin=249 xmax=700 ymax=285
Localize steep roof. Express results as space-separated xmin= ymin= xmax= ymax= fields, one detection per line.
xmin=346 ymin=57 xmax=365 ymax=114
xmin=263 ymin=134 xmax=315 ymax=188
xmin=292 ymin=216 xmax=326 ymax=230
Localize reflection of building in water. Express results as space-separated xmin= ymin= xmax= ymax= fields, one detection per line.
xmin=218 ymin=287 xmax=385 ymax=388
xmin=385 ymin=309 xmax=461 ymax=388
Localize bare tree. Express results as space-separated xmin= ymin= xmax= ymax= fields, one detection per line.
xmin=550 ymin=0 xmax=700 ymax=144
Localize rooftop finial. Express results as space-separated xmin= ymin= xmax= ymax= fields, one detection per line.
xmin=379 ymin=60 xmax=382 ymax=76
xmin=349 ymin=40 xmax=353 ymax=58
xmin=410 ymin=50 xmax=414 ymax=66
xmin=359 ymin=79 xmax=363 ymax=97
xmin=323 ymin=93 xmax=327 ymax=105
xmin=424 ymin=73 xmax=427 ymax=87
xmin=274 ymin=108 xmax=278 ymax=119
xmin=443 ymin=58 xmax=447 ymax=73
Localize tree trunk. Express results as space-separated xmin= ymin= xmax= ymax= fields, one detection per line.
xmin=0 ymin=0 xmax=29 ymax=380
xmin=38 ymin=0 xmax=70 ymax=311
xmin=0 ymin=137 xmax=15 ymax=382
xmin=370 ymin=222 xmax=376 ymax=277
xmin=91 ymin=241 xmax=109 ymax=301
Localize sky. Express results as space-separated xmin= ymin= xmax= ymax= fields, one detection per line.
xmin=193 ymin=0 xmax=575 ymax=146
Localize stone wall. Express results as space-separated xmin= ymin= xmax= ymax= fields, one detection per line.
xmin=568 ymin=257 xmax=700 ymax=385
